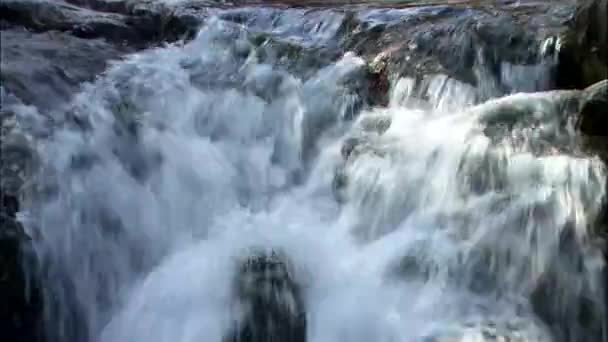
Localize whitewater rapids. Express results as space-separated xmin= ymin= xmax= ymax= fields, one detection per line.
xmin=12 ymin=15 xmax=605 ymax=342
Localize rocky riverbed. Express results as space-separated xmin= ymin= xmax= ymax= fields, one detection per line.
xmin=1 ymin=1 xmax=607 ymax=342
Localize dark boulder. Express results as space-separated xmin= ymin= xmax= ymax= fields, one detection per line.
xmin=557 ymin=0 xmax=608 ymax=89
xmin=0 ymin=192 xmax=44 ymax=342
xmin=225 ymin=249 xmax=306 ymax=342
xmin=0 ymin=87 xmax=45 ymax=341
xmin=574 ymin=79 xmax=608 ymax=164
xmin=577 ymin=80 xmax=608 ymax=136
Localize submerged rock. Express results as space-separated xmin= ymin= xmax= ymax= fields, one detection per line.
xmin=225 ymin=249 xmax=306 ymax=342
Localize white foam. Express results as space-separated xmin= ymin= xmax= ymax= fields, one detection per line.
xmin=18 ymin=15 xmax=605 ymax=342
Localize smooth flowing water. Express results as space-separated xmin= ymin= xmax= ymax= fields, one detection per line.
xmin=13 ymin=8 xmax=606 ymax=342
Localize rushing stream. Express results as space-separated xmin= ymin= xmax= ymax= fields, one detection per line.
xmin=9 ymin=5 xmax=606 ymax=342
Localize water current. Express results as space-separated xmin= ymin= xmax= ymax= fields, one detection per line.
xmin=11 ymin=6 xmax=607 ymax=342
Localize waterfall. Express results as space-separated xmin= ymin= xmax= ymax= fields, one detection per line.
xmin=13 ymin=10 xmax=605 ymax=342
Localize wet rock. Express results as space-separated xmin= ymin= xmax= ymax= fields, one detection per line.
xmin=358 ymin=113 xmax=391 ymax=134
xmin=389 ymin=74 xmax=479 ymax=111
xmin=0 ymin=89 xmax=41 ymax=198
xmin=577 ymin=79 xmax=608 ymax=136
xmin=0 ymin=29 xmax=132 ymax=110
xmin=0 ymin=192 xmax=44 ymax=342
xmin=341 ymin=2 xmax=573 ymax=103
xmin=1 ymin=0 xmax=140 ymax=43
xmin=297 ymin=52 xmax=376 ymax=165
xmin=530 ymin=270 xmax=604 ymax=342
xmin=572 ymin=79 xmax=608 ymax=164
xmin=66 ymin=0 xmax=219 ymax=17
xmin=557 ymin=0 xmax=608 ymax=89
xmin=243 ymin=65 xmax=295 ymax=102
xmin=475 ymin=88 xmax=584 ymax=157
xmin=367 ymin=54 xmax=390 ymax=106
xmin=64 ymin=0 xmax=132 ymax=14
xmin=249 ymin=33 xmax=341 ymax=81
xmin=0 ymin=89 xmax=45 ymax=340
xmin=332 ymin=113 xmax=392 ymax=201
xmin=225 ymin=249 xmax=306 ymax=342
xmin=478 ymin=89 xmax=583 ymax=128
xmin=0 ymin=0 xmax=204 ymax=47
xmin=0 ymin=130 xmax=39 ymax=199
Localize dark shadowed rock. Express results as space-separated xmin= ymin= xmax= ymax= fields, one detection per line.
xmin=577 ymin=80 xmax=608 ymax=136
xmin=225 ymin=249 xmax=306 ymax=342
xmin=0 ymin=87 xmax=45 ymax=341
xmin=0 ymin=192 xmax=44 ymax=342
xmin=557 ymin=0 xmax=608 ymax=89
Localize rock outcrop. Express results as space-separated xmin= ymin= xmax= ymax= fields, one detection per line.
xmin=0 ymin=0 xmax=214 ymax=111
xmin=1 ymin=29 xmax=133 ymax=110
xmin=0 ymin=192 xmax=44 ymax=342
xmin=1 ymin=88 xmax=44 ymax=342
xmin=557 ymin=0 xmax=608 ymax=89
xmin=338 ymin=1 xmax=574 ymax=104
xmin=577 ymin=80 xmax=608 ymax=136
xmin=0 ymin=0 xmax=203 ymax=48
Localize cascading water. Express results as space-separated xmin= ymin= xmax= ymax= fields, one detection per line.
xmin=12 ymin=8 xmax=606 ymax=342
